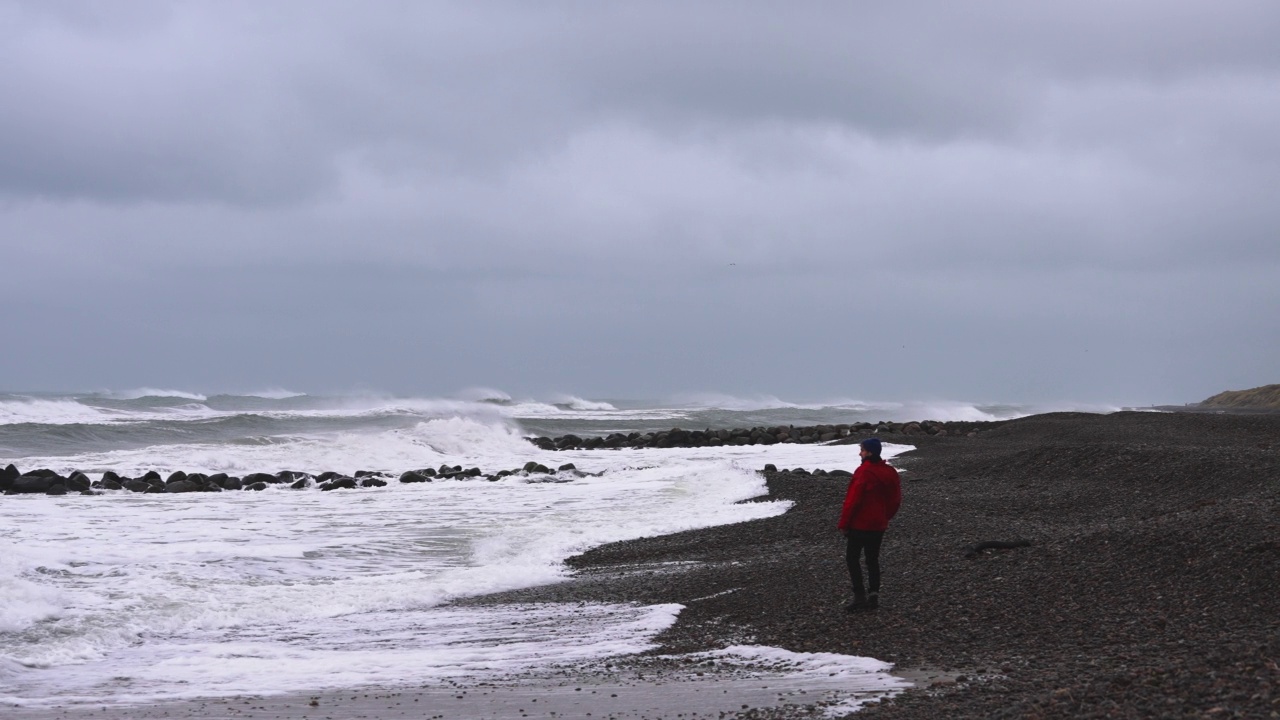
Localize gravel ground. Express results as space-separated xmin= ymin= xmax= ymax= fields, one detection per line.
xmin=470 ymin=411 xmax=1280 ymax=718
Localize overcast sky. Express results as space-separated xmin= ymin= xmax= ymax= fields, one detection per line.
xmin=2 ymin=1 xmax=1277 ymax=404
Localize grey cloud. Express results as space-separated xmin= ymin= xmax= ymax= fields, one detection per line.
xmin=2 ymin=1 xmax=1278 ymax=402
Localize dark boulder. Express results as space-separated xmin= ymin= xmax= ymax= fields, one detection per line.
xmin=123 ymin=479 xmax=152 ymax=493
xmin=290 ymin=478 xmax=310 ymax=490
xmin=200 ymin=482 xmax=223 ymax=492
xmin=245 ymin=482 xmax=268 ymax=491
xmin=99 ymin=478 xmax=123 ymax=491
xmin=207 ymin=473 xmax=229 ymax=486
xmin=317 ymin=471 xmax=341 ymax=482
xmin=360 ymin=478 xmax=387 ymax=488
xmin=165 ymin=480 xmax=200 ymax=493
xmin=557 ymin=463 xmax=577 ymax=472
xmin=399 ymin=471 xmax=432 ymax=484
xmin=319 ymin=477 xmax=357 ymax=491
xmin=243 ymin=473 xmax=278 ymax=485
xmin=11 ymin=475 xmax=60 ymax=494
xmin=187 ymin=473 xmax=208 ymax=484
xmin=277 ymin=471 xmax=311 ymax=483
xmin=763 ymin=464 xmax=777 ymax=473
xmin=221 ymin=476 xmax=243 ymax=490
xmin=829 ymin=469 xmax=853 ymax=479
xmin=142 ymin=470 xmax=162 ymax=482
xmin=66 ymin=472 xmax=92 ymax=492
xmin=166 ymin=471 xmax=188 ymax=485
xmin=354 ymin=470 xmax=380 ymax=478
xmin=1 ymin=464 xmax=19 ymax=482
xmin=102 ymin=470 xmax=121 ymax=484
xmin=45 ymin=484 xmax=69 ymax=496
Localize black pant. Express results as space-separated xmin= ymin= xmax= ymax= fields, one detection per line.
xmin=845 ymin=530 xmax=884 ymax=597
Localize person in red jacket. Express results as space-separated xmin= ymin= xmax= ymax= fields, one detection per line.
xmin=837 ymin=437 xmax=902 ymax=612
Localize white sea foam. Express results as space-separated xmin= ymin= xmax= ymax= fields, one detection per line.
xmin=4 ymin=422 xmax=860 ymax=705
xmin=0 ymin=398 xmax=119 ymax=426
xmin=685 ymin=645 xmax=910 ymax=714
xmin=108 ymin=388 xmax=209 ymax=401
xmin=0 ymin=552 xmax=67 ymax=634
xmin=551 ymin=394 xmax=619 ymax=411
xmin=0 ymin=391 xmax=944 ymax=708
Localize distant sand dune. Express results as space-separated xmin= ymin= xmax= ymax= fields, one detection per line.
xmin=1201 ymin=383 xmax=1280 ymax=409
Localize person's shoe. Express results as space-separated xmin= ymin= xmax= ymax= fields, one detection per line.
xmin=843 ymin=595 xmax=868 ymax=613
xmin=865 ymin=592 xmax=879 ymax=610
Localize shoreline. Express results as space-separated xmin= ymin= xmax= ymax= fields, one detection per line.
xmin=467 ymin=410 xmax=1280 ymax=717
xmin=6 ymin=411 xmax=1278 ymax=718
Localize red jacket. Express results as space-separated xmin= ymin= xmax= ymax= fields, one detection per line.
xmin=838 ymin=459 xmax=902 ymax=532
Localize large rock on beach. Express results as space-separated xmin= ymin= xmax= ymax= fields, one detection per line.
xmin=164 ymin=479 xmax=200 ymax=493
xmin=319 ymin=477 xmax=357 ymax=491
xmin=399 ymin=471 xmax=433 ymax=484
xmin=123 ymin=479 xmax=152 ymax=493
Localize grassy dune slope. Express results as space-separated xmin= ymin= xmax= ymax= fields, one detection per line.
xmin=1201 ymin=383 xmax=1280 ymax=409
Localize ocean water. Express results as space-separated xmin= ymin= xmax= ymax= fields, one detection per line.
xmin=0 ymin=390 xmax=1089 ymax=710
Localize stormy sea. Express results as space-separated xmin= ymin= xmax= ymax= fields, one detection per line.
xmin=0 ymin=389 xmax=1111 ymax=713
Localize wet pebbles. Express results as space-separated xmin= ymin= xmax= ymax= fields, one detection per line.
xmin=472 ymin=411 xmax=1280 ymax=719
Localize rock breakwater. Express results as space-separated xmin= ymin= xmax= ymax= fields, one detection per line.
xmin=0 ymin=461 xmax=590 ymax=496
xmin=528 ymin=419 xmax=1000 ymax=450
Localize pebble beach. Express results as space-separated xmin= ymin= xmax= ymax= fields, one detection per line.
xmin=476 ymin=410 xmax=1280 ymax=718
xmin=5 ymin=409 xmax=1277 ymax=718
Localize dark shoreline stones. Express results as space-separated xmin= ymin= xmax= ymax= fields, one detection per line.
xmin=2 ymin=418 xmax=994 ymax=498
xmin=528 ymin=419 xmax=1000 ymax=451
xmin=465 ymin=410 xmax=1280 ymax=720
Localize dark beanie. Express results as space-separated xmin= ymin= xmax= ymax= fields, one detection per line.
xmin=860 ymin=437 xmax=882 ymax=456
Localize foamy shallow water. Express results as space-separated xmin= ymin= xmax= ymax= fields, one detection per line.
xmin=1 ymin=400 xmax=913 ymax=709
